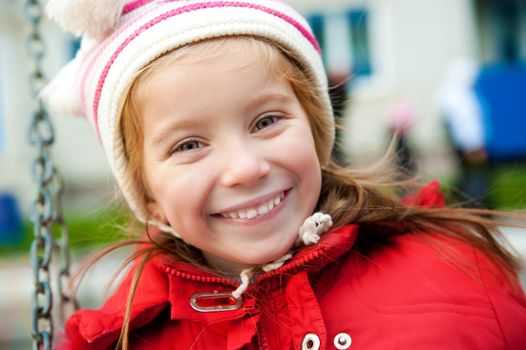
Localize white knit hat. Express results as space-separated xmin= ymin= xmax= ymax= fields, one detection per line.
xmin=42 ymin=0 xmax=334 ymax=222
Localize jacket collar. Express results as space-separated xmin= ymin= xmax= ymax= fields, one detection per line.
xmin=158 ymin=224 xmax=359 ymax=323
xmin=160 ymin=223 xmax=358 ymax=278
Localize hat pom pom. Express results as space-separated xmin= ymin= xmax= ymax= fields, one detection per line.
xmin=45 ymin=0 xmax=127 ymax=41
xmin=40 ymin=58 xmax=84 ymax=117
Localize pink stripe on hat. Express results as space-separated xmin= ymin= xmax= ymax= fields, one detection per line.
xmin=123 ymin=0 xmax=155 ymax=15
xmin=81 ymin=1 xmax=162 ymax=127
xmin=92 ymin=1 xmax=321 ymax=135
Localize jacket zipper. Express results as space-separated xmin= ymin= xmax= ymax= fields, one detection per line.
xmin=161 ymin=265 xmax=240 ymax=287
xmin=161 ymin=247 xmax=326 ymax=288
xmin=257 ymin=249 xmax=324 ymax=282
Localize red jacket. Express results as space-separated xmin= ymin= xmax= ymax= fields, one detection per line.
xmin=59 ymin=184 xmax=526 ymax=349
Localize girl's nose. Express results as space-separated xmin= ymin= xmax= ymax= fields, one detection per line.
xmin=219 ymin=141 xmax=271 ymax=188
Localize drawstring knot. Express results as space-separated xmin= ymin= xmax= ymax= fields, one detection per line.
xmin=297 ymin=212 xmax=333 ymax=246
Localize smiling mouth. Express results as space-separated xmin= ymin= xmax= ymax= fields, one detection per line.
xmin=217 ymin=192 xmax=285 ymax=220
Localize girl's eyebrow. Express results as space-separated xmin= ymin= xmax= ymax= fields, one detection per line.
xmin=150 ymin=117 xmax=199 ymax=148
xmin=245 ymin=93 xmax=295 ymax=111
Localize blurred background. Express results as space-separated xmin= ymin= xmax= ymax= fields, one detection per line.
xmin=1 ymin=0 xmax=526 ymax=348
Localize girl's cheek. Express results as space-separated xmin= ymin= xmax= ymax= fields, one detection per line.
xmin=172 ymin=163 xmax=216 ymax=201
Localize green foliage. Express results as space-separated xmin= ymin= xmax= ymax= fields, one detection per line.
xmin=489 ymin=164 xmax=526 ymax=210
xmin=436 ymin=163 xmax=526 ymax=210
xmin=0 ymin=206 xmax=129 ymax=255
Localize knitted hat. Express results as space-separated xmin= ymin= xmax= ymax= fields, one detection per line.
xmin=42 ymin=0 xmax=334 ymax=222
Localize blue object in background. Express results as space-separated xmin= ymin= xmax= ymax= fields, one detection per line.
xmin=0 ymin=192 xmax=23 ymax=245
xmin=348 ymin=9 xmax=372 ymax=77
xmin=475 ymin=62 xmax=526 ymax=163
xmin=306 ymin=13 xmax=326 ymax=66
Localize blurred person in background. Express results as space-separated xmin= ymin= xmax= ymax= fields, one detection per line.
xmin=438 ymin=57 xmax=490 ymax=208
xmin=474 ymin=0 xmax=526 ymax=166
xmin=387 ymin=99 xmax=418 ymax=184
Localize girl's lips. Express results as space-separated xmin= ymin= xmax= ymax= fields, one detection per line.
xmin=212 ymin=189 xmax=290 ymax=224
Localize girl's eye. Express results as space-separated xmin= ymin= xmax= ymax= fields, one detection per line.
xmin=254 ymin=115 xmax=280 ymax=131
xmin=172 ymin=140 xmax=202 ymax=154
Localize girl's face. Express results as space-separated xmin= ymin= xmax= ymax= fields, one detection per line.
xmin=140 ymin=43 xmax=321 ymax=273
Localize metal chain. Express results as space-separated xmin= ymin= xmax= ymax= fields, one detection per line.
xmin=25 ymin=0 xmax=78 ymax=349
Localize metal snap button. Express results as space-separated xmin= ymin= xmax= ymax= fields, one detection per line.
xmin=302 ymin=333 xmax=320 ymax=350
xmin=334 ymin=332 xmax=352 ymax=349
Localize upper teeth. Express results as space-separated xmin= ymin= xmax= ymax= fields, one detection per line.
xmin=221 ymin=192 xmax=284 ymax=219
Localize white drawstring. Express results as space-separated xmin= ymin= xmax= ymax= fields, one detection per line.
xmin=262 ymin=253 xmax=293 ymax=272
xmin=231 ymin=212 xmax=333 ymax=299
xmin=231 ymin=252 xmax=295 ymax=299
xmin=231 ymin=268 xmax=253 ymax=299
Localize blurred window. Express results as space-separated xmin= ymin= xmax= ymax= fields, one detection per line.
xmin=476 ymin=0 xmax=526 ymax=63
xmin=307 ymin=14 xmax=327 ymax=64
xmin=324 ymin=12 xmax=351 ymax=74
xmin=308 ymin=9 xmax=372 ymax=78
xmin=520 ymin=1 xmax=526 ymax=58
xmin=348 ymin=10 xmax=372 ymax=77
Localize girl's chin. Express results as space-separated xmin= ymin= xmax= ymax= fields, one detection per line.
xmin=204 ymin=244 xmax=295 ymax=274
xmin=234 ymin=245 xmax=295 ymax=267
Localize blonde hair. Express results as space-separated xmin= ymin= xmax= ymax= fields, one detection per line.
xmin=78 ymin=36 xmax=522 ymax=349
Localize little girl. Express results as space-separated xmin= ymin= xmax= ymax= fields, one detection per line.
xmin=43 ymin=1 xmax=526 ymax=349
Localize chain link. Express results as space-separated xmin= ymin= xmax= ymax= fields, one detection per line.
xmin=25 ymin=0 xmax=78 ymax=349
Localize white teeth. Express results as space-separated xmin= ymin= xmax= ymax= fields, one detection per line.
xmin=257 ymin=204 xmax=269 ymax=215
xmin=221 ymin=192 xmax=284 ymax=220
xmin=247 ymin=209 xmax=258 ymax=219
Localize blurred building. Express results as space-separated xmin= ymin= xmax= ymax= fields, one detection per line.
xmin=1 ymin=0 xmax=525 ymax=215
xmin=0 ymin=1 xmax=115 ymax=217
